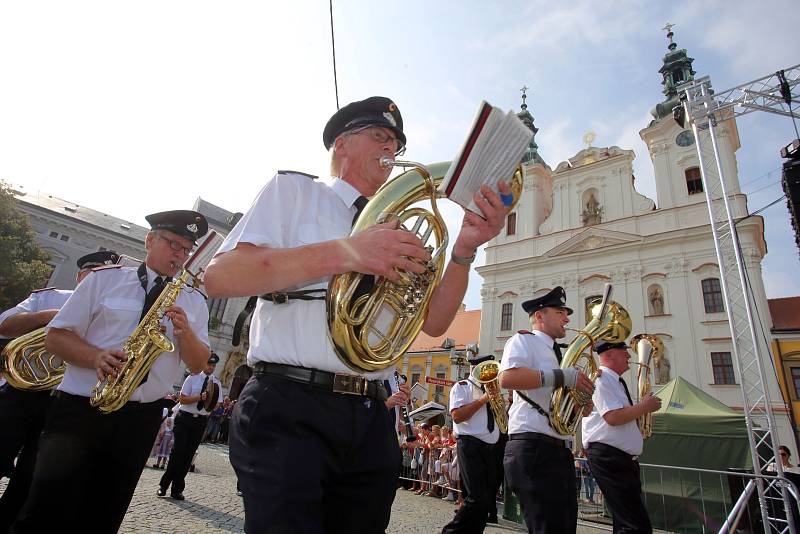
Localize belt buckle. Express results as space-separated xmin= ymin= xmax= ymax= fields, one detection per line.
xmin=332 ymin=374 xmax=367 ymax=396
xmin=272 ymin=293 xmax=289 ymax=304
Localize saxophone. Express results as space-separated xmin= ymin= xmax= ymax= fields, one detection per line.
xmin=1 ymin=327 xmax=64 ymax=391
xmin=630 ymin=333 xmax=663 ymax=438
xmin=549 ymin=284 xmax=631 ymax=435
xmin=327 ymin=158 xmax=523 ymax=372
xmin=471 ymin=360 xmax=509 ymax=434
xmin=90 ymin=269 xmax=198 ymax=413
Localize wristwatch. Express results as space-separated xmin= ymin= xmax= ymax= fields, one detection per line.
xmin=450 ymin=252 xmax=476 ymax=266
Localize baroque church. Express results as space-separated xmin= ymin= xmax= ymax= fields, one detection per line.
xmin=477 ymin=32 xmax=793 ymax=446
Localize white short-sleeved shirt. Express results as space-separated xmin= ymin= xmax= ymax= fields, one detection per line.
xmin=215 ymin=172 xmax=386 ymax=379
xmin=177 ymin=371 xmax=223 ymax=416
xmin=500 ymin=329 xmax=565 ymax=440
xmin=0 ymin=288 xmax=74 ymax=338
xmin=449 ymin=379 xmax=500 ymax=444
xmin=581 ymin=366 xmax=643 ymax=455
xmin=48 ymin=265 xmax=210 ymax=402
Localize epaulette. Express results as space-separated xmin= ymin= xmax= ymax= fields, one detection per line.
xmin=30 ymin=287 xmax=57 ymax=294
xmin=517 ymin=330 xmax=535 ymax=335
xmin=91 ymin=264 xmax=123 ymax=272
xmin=277 ymin=170 xmax=318 ymax=180
xmin=458 ymin=380 xmax=468 ymax=386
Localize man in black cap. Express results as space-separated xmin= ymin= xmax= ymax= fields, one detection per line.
xmin=157 ymin=352 xmax=221 ymax=500
xmin=498 ymin=286 xmax=595 ymax=533
xmin=11 ymin=211 xmax=211 ymax=533
xmin=582 ymin=341 xmax=660 ymax=534
xmin=0 ymin=250 xmax=118 ymax=530
xmin=441 ymin=354 xmax=501 ymax=534
xmin=205 ymin=96 xmax=512 ymax=532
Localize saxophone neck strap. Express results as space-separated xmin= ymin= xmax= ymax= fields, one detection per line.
xmin=137 ymin=262 xmax=148 ymax=293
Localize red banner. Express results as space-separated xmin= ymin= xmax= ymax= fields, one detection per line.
xmin=425 ymin=376 xmax=455 ymax=387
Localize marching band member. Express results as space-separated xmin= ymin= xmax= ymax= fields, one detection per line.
xmin=10 ymin=211 xmax=210 ymax=533
xmin=0 ymin=251 xmax=119 ymax=531
xmin=158 ymin=352 xmax=222 ymax=500
xmin=582 ymin=341 xmax=661 ymax=534
xmin=204 ymin=95 xmax=510 ymax=532
xmin=498 ymin=287 xmax=594 ymax=533
xmin=441 ymin=354 xmax=500 ymax=534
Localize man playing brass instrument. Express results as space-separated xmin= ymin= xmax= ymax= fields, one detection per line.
xmin=581 ymin=341 xmax=661 ymax=534
xmin=10 ymin=211 xmax=211 ymax=533
xmin=441 ymin=354 xmax=500 ymax=534
xmin=0 ymin=250 xmax=118 ymax=531
xmin=498 ymin=286 xmax=594 ymax=533
xmin=204 ymin=96 xmax=511 ymax=532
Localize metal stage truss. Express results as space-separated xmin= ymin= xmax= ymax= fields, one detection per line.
xmin=678 ymin=64 xmax=800 ymax=533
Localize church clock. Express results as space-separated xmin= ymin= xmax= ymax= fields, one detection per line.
xmin=676 ymin=130 xmax=695 ymax=147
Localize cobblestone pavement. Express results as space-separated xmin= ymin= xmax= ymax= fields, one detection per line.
xmin=2 ymin=443 xmax=611 ymax=532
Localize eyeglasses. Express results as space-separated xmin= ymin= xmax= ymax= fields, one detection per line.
xmin=158 ymin=235 xmax=193 ymax=255
xmin=351 ymin=126 xmax=406 ymax=156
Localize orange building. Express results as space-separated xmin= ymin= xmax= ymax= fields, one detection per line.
xmin=769 ymin=296 xmax=800 ymax=447
xmin=395 ymin=305 xmax=481 ymax=408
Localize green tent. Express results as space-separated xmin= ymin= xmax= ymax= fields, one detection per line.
xmin=638 ymin=377 xmax=752 ymax=533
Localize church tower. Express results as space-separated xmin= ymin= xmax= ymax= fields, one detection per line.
xmin=640 ymin=26 xmax=741 ymax=210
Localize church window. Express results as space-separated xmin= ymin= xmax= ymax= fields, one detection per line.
xmin=686 ymin=167 xmax=703 ymax=195
xmin=673 ymin=69 xmax=684 ymax=84
xmin=500 ymin=303 xmax=513 ymax=331
xmin=49 ymin=231 xmax=59 ymax=238
xmin=711 ymin=352 xmax=735 ymax=384
xmin=506 ymin=212 xmax=516 ymax=236
xmin=435 ymin=370 xmax=447 ymax=402
xmin=208 ymin=297 xmax=228 ymax=324
xmin=791 ymin=367 xmax=800 ymax=399
xmin=59 ymin=234 xmax=70 ymax=242
xmin=701 ymin=278 xmax=724 ymax=313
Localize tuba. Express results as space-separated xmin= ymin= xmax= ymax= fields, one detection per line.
xmin=550 ymin=284 xmax=632 ymax=435
xmin=1 ymin=327 xmax=64 ymax=391
xmin=630 ymin=333 xmax=663 ymax=438
xmin=471 ymin=360 xmax=509 ymax=434
xmin=327 ymin=158 xmax=522 ymax=372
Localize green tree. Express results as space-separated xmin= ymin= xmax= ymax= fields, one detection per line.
xmin=0 ymin=181 xmax=52 ymax=310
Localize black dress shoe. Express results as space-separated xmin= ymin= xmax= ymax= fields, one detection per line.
xmin=156 ymin=487 xmax=166 ymax=497
xmin=487 ymin=515 xmax=499 ymax=524
xmin=171 ymin=493 xmax=185 ymax=501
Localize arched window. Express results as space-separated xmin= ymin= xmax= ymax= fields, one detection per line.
xmin=500 ymin=303 xmax=513 ymax=331
xmin=701 ymin=278 xmax=724 ymax=313
xmin=686 ymin=167 xmax=703 ymax=195
xmin=506 ymin=212 xmax=517 ymax=236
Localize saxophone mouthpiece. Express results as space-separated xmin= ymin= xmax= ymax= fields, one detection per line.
xmin=378 ymin=156 xmax=395 ymax=168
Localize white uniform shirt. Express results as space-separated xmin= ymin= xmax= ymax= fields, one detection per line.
xmin=449 ymin=379 xmax=500 ymax=444
xmin=215 ymin=172 xmax=385 ymax=378
xmin=177 ymin=371 xmax=223 ymax=416
xmin=48 ymin=265 xmax=210 ymax=402
xmin=0 ymin=288 xmax=74 ymax=338
xmin=500 ymin=329 xmax=565 ymax=440
xmin=581 ymin=366 xmax=643 ymax=456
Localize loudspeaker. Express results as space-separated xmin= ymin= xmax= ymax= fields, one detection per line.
xmin=782 ymin=158 xmax=800 ymax=255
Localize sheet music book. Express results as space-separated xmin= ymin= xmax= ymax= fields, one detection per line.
xmin=439 ymin=100 xmax=534 ymax=214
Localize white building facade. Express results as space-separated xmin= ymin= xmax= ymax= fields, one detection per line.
xmin=477 ymin=35 xmax=793 ymax=447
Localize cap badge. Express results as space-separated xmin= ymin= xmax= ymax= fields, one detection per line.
xmin=187 ymin=223 xmax=198 ymax=233
xmin=383 ymin=112 xmax=397 ymax=127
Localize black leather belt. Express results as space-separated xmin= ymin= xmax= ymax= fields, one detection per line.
xmin=252 ymin=362 xmax=388 ymax=401
xmin=51 ymin=390 xmax=165 ymax=413
xmin=587 ymin=441 xmax=639 ymax=461
xmin=509 ymin=432 xmax=567 ymax=448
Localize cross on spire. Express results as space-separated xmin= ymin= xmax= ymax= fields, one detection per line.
xmin=662 ymin=22 xmax=676 ymax=49
xmin=520 ymin=85 xmax=529 ymax=110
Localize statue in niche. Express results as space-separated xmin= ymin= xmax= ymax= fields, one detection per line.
xmin=648 ymin=286 xmax=665 ymax=315
xmin=219 ymin=349 xmax=246 ymax=387
xmin=582 ymin=193 xmax=603 ymax=226
xmin=652 ymin=352 xmax=671 ymax=385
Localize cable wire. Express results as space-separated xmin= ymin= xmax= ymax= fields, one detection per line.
xmin=329 ymin=0 xmax=340 ymax=110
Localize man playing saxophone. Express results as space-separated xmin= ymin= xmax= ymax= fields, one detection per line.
xmin=581 ymin=341 xmax=661 ymax=534
xmin=498 ymin=286 xmax=594 ymax=533
xmin=441 ymin=354 xmax=500 ymax=534
xmin=10 ymin=211 xmax=211 ymax=533
xmin=204 ymin=96 xmax=511 ymax=533
xmin=0 ymin=251 xmax=118 ymax=531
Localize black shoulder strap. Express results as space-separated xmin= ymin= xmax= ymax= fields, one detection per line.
xmin=516 ymin=390 xmax=553 ymax=424
xmin=232 ymin=296 xmax=258 ymax=347
xmin=277 ymin=170 xmax=318 ymax=180
xmin=30 ymin=287 xmax=57 ymax=294
xmin=231 ymin=289 xmax=328 ymax=346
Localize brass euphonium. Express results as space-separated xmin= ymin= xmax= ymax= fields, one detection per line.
xmin=1 ymin=327 xmax=65 ymax=391
xmin=90 ymin=269 xmax=199 ymax=413
xmin=471 ymin=360 xmax=509 ymax=433
xmin=327 ymin=158 xmax=523 ymax=372
xmin=550 ymin=284 xmax=632 ymax=435
xmin=630 ymin=333 xmax=663 ymax=439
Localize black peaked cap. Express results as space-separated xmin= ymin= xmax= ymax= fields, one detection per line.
xmin=521 ymin=286 xmax=574 ymax=316
xmin=145 ymin=210 xmax=208 ymax=244
xmin=322 ymin=96 xmax=405 ymax=150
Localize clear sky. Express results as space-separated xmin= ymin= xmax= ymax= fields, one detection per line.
xmin=1 ymin=1 xmax=798 ymax=310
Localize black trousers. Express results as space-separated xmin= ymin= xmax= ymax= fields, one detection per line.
xmin=159 ymin=411 xmax=207 ymax=496
xmin=0 ymin=386 xmax=53 ymax=533
xmin=10 ymin=392 xmax=164 ymax=533
xmin=487 ymin=433 xmax=507 ymax=519
xmin=229 ymin=374 xmax=400 ymax=534
xmin=504 ymin=437 xmax=577 ymax=534
xmin=586 ymin=443 xmax=652 ymax=534
xmin=442 ymin=436 xmax=495 ymax=534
